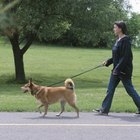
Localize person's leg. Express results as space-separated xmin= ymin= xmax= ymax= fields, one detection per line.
xmin=122 ymin=79 xmax=140 ymax=111
xmin=101 ymin=74 xmax=120 ymax=113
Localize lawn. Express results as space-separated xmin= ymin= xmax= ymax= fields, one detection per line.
xmin=0 ymin=41 xmax=140 ymax=113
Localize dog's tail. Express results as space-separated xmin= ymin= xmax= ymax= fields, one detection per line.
xmin=64 ymin=78 xmax=75 ymax=90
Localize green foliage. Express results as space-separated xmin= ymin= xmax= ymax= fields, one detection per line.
xmin=127 ymin=14 xmax=140 ymax=38
xmin=57 ymin=0 xmax=130 ymax=47
xmin=127 ymin=13 xmax=140 ymax=47
xmin=0 ymin=0 xmax=136 ymax=48
xmin=16 ymin=0 xmax=71 ymax=41
xmin=0 ymin=0 xmax=71 ymax=41
xmin=134 ymin=33 xmax=140 ymax=48
xmin=0 ymin=0 xmax=140 ymax=83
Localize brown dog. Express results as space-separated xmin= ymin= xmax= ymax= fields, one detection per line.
xmin=21 ymin=78 xmax=79 ymax=117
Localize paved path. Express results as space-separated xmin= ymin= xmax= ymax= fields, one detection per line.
xmin=0 ymin=112 xmax=140 ymax=140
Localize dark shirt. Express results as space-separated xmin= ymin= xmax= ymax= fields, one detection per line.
xmin=106 ymin=36 xmax=133 ymax=79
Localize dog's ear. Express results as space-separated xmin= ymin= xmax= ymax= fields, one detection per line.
xmin=29 ymin=78 xmax=33 ymax=85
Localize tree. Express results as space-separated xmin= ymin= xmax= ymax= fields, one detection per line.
xmin=127 ymin=13 xmax=140 ymax=40
xmin=127 ymin=13 xmax=140 ymax=47
xmin=58 ymin=0 xmax=130 ymax=47
xmin=0 ymin=0 xmax=20 ymax=14
xmin=0 ymin=0 xmax=138 ymax=83
xmin=0 ymin=0 xmax=71 ymax=82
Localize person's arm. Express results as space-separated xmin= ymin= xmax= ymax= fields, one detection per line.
xmin=103 ymin=58 xmax=113 ymax=67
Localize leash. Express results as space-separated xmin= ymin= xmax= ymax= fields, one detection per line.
xmin=48 ymin=64 xmax=104 ymax=87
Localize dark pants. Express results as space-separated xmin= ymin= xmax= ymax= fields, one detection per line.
xmin=101 ymin=74 xmax=140 ymax=113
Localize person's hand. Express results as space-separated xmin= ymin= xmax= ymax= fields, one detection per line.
xmin=102 ymin=61 xmax=107 ymax=66
xmin=112 ymin=70 xmax=118 ymax=75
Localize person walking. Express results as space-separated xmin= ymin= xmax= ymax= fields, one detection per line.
xmin=94 ymin=21 xmax=140 ymax=115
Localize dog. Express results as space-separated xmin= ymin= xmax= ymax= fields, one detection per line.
xmin=21 ymin=78 xmax=79 ymax=117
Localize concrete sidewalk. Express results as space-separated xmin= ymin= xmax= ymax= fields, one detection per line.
xmin=0 ymin=112 xmax=140 ymax=140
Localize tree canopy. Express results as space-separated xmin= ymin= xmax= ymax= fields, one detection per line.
xmin=0 ymin=0 xmax=140 ymax=82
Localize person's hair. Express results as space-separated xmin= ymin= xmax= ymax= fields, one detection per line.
xmin=114 ymin=21 xmax=127 ymax=34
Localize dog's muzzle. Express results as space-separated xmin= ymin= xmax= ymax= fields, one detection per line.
xmin=21 ymin=87 xmax=30 ymax=93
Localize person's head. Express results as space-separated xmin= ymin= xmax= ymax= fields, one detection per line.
xmin=113 ymin=21 xmax=127 ymax=36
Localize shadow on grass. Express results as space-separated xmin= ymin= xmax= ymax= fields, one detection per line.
xmin=0 ymin=73 xmax=108 ymax=88
xmin=26 ymin=73 xmax=108 ymax=89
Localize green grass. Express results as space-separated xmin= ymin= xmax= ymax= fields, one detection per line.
xmin=0 ymin=42 xmax=140 ymax=113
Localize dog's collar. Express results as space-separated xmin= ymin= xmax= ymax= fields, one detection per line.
xmin=31 ymin=89 xmax=40 ymax=95
xmin=67 ymin=87 xmax=74 ymax=90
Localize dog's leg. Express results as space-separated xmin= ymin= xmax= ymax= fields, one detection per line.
xmin=43 ymin=103 xmax=48 ymax=117
xmin=68 ymin=102 xmax=79 ymax=118
xmin=38 ymin=104 xmax=44 ymax=114
xmin=56 ymin=100 xmax=66 ymax=117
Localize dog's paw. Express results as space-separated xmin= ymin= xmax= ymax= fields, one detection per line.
xmin=39 ymin=111 xmax=42 ymax=114
xmin=42 ymin=114 xmax=46 ymax=118
xmin=35 ymin=108 xmax=41 ymax=113
xmin=56 ymin=114 xmax=60 ymax=117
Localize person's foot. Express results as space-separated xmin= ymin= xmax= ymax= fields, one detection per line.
xmin=135 ymin=111 xmax=140 ymax=114
xmin=98 ymin=112 xmax=108 ymax=116
xmin=93 ymin=109 xmax=108 ymax=116
xmin=92 ymin=109 xmax=101 ymax=112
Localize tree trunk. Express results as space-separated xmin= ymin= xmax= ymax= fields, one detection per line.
xmin=9 ymin=33 xmax=26 ymax=83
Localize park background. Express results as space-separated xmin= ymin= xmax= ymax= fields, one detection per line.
xmin=0 ymin=0 xmax=140 ymax=113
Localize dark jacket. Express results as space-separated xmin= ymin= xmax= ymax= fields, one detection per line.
xmin=106 ymin=36 xmax=133 ymax=79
